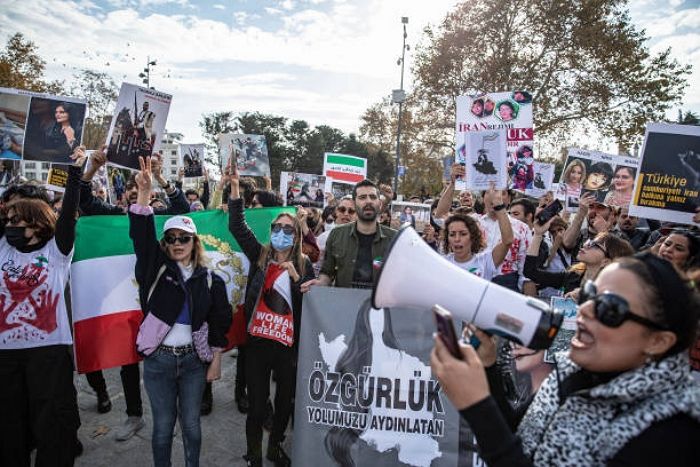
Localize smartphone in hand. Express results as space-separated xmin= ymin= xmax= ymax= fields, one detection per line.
xmin=433 ymin=305 xmax=463 ymax=359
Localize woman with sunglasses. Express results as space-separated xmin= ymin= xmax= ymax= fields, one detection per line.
xmin=129 ymin=157 xmax=231 ymax=467
xmin=524 ymin=217 xmax=634 ymax=295
xmin=432 ymin=252 xmax=700 ymax=466
xmin=0 ymin=147 xmax=85 ymax=465
xmin=224 ymin=160 xmax=315 ymax=467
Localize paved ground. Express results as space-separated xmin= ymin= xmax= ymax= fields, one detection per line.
xmin=74 ymin=349 xmax=292 ymax=466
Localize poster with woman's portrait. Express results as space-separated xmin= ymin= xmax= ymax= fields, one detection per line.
xmin=179 ymin=143 xmax=204 ymax=178
xmin=630 ymin=123 xmax=700 ymax=224
xmin=23 ymin=94 xmax=87 ymax=164
xmin=105 ymin=83 xmax=172 ymax=170
xmin=280 ymin=171 xmax=327 ymax=208
xmin=0 ymin=88 xmax=30 ymax=160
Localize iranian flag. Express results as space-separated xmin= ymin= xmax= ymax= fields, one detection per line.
xmin=323 ymin=153 xmax=367 ymax=184
xmin=70 ymin=207 xmax=292 ymax=374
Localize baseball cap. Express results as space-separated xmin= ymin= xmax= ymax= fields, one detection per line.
xmin=163 ymin=216 xmax=197 ymax=235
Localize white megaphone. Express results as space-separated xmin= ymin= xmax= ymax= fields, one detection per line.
xmin=372 ymin=226 xmax=562 ymax=349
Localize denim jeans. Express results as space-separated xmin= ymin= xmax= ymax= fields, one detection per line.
xmin=143 ymin=348 xmax=206 ymax=467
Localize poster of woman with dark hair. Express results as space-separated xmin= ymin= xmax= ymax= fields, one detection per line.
xmin=293 ymin=290 xmax=462 ymax=467
xmin=23 ymin=96 xmax=87 ymax=163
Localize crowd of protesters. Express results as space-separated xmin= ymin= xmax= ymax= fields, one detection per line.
xmin=0 ymin=146 xmax=698 ymax=467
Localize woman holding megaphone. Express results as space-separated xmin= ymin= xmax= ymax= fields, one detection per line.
xmin=431 ymin=253 xmax=700 ymax=466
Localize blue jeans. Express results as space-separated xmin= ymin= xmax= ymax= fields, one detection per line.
xmin=144 ymin=349 xmax=206 ymax=467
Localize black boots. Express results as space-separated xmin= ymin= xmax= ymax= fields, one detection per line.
xmin=96 ymin=390 xmax=112 ymax=414
xmin=266 ymin=441 xmax=291 ymax=467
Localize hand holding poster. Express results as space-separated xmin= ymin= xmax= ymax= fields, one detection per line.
xmin=105 ymin=83 xmax=172 ymax=170
xmin=179 ymin=143 xmax=205 ymax=178
xmin=219 ymin=134 xmax=271 ymax=177
xmin=280 ymin=171 xmax=326 ymax=208
xmin=629 ymin=123 xmax=700 ymax=224
xmin=1 ymin=87 xmax=87 ymax=164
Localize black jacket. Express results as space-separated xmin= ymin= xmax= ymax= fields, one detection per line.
xmin=80 ymin=179 xmax=190 ymax=216
xmin=227 ymin=198 xmax=315 ymax=349
xmin=523 ymin=254 xmax=582 ymax=293
xmin=129 ymin=209 xmax=231 ymax=349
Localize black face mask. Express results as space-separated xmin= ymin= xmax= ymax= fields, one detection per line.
xmin=5 ymin=226 xmax=31 ymax=249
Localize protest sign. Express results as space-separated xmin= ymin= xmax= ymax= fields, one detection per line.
xmin=280 ymin=171 xmax=326 ymax=208
xmin=390 ymin=201 xmax=431 ymax=231
xmin=456 ymin=91 xmax=534 ymax=190
xmin=70 ymin=207 xmax=293 ymax=373
xmin=1 ymin=87 xmax=88 ymax=164
xmin=105 ymin=83 xmax=171 ymax=170
xmin=557 ymin=148 xmax=638 ymax=211
xmin=179 ymin=143 xmax=205 ymax=178
xmin=323 ymin=153 xmax=367 ymax=186
xmin=293 ymin=288 xmax=462 ymax=467
xmin=466 ymin=129 xmax=508 ymax=190
xmin=46 ymin=163 xmax=71 ymax=192
xmin=106 ymin=165 xmax=133 ymax=204
xmin=327 ymin=180 xmax=354 ymax=200
xmin=0 ymin=88 xmax=29 ymax=160
xmin=629 ymin=123 xmax=700 ymax=224
xmin=219 ymin=134 xmax=271 ymax=177
xmin=545 ymin=297 xmax=578 ymax=363
xmin=525 ymin=162 xmax=555 ymax=198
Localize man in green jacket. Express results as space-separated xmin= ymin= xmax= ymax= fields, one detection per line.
xmin=302 ymin=179 xmax=396 ymax=290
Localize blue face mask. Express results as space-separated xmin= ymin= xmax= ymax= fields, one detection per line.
xmin=270 ymin=230 xmax=294 ymax=251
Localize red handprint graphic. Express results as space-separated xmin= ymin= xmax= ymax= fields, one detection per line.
xmin=3 ymin=264 xmax=48 ymax=304
xmin=26 ymin=289 xmax=60 ymax=334
xmin=0 ymin=293 xmax=21 ymax=334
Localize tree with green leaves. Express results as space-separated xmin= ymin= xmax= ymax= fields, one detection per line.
xmin=0 ymin=33 xmax=63 ymax=93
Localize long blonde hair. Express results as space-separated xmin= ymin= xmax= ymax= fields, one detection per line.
xmin=257 ymin=212 xmax=307 ymax=277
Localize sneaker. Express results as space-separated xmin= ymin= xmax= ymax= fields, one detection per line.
xmin=243 ymin=454 xmax=262 ymax=467
xmin=97 ymin=391 xmax=112 ymax=414
xmin=266 ymin=442 xmax=291 ymax=467
xmin=115 ymin=416 xmax=144 ymax=441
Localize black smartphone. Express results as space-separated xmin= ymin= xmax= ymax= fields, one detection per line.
xmin=433 ymin=305 xmax=463 ymax=359
xmin=536 ymin=199 xmax=563 ymax=225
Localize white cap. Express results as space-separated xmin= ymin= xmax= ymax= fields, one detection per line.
xmin=163 ymin=216 xmax=197 ymax=235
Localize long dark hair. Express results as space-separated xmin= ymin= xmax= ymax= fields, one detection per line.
xmin=324 ymin=299 xmax=400 ymax=466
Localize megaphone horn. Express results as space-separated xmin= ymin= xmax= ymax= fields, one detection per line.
xmin=372 ymin=225 xmax=562 ymax=349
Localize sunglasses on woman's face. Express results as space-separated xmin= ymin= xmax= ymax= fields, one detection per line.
xmin=578 ymin=281 xmax=667 ymax=331
xmin=583 ymin=239 xmax=609 ymax=258
xmin=271 ymin=223 xmax=294 ymax=235
xmin=164 ymin=235 xmax=194 ymax=245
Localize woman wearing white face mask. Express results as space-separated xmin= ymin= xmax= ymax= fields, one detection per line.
xmin=223 ymin=160 xmax=316 ymax=467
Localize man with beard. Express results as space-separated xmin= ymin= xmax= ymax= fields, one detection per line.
xmin=617 ymin=208 xmax=650 ymax=251
xmin=302 ymin=179 xmax=396 ymax=290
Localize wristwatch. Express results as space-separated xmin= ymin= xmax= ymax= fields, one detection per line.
xmin=493 ymin=203 xmax=506 ymax=211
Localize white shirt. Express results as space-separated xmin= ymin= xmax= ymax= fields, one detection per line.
xmin=445 ymin=251 xmax=498 ymax=280
xmin=477 ymin=214 xmax=532 ymax=289
xmin=0 ymin=237 xmax=73 ymax=349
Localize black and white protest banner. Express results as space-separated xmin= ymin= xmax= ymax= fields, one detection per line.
xmin=629 ymin=123 xmax=699 ymax=224
xmin=1 ymin=87 xmax=87 ymax=164
xmin=465 ymin=129 xmax=508 ymax=190
xmin=219 ymin=134 xmax=271 ymax=177
xmin=525 ymin=162 xmax=555 ymax=198
xmin=179 ymin=143 xmax=205 ymax=178
xmin=456 ymin=91 xmax=534 ymax=191
xmin=280 ymin=171 xmax=326 ymax=208
xmin=293 ymin=288 xmax=465 ymax=467
xmin=105 ymin=83 xmax=172 ymax=170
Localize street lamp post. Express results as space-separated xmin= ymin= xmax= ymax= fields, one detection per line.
xmin=392 ymin=17 xmax=409 ymax=194
xmin=138 ymin=56 xmax=157 ymax=88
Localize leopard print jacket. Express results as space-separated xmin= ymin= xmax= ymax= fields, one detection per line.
xmin=516 ymin=351 xmax=700 ymax=466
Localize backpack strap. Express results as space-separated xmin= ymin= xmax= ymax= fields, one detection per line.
xmin=147 ymin=265 xmax=167 ymax=304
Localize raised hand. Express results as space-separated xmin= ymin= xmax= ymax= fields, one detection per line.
xmin=135 ymin=157 xmax=153 ymax=206
xmin=451 ymin=163 xmax=466 ymax=183
xmin=70 ymin=145 xmax=88 ymax=167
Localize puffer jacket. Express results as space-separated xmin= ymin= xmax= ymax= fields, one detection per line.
xmin=129 ymin=205 xmax=231 ymax=360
